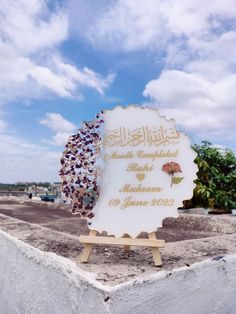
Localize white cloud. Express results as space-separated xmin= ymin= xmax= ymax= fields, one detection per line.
xmin=39 ymin=112 xmax=77 ymax=133
xmin=106 ymin=0 xmax=234 ymax=145
xmin=0 ymin=117 xmax=7 ymax=131
xmin=81 ymin=0 xmax=165 ymax=52
xmin=160 ymin=0 xmax=236 ymax=37
xmin=30 ymin=65 xmax=75 ymax=98
xmin=0 ymin=0 xmax=114 ymax=104
xmin=143 ymin=69 xmax=236 ymax=132
xmin=76 ymin=0 xmax=236 ymax=148
xmin=144 ymin=70 xmax=212 ymax=107
xmin=0 ymin=42 xmax=33 ymax=82
xmin=0 ymin=112 xmax=72 ymax=182
xmin=184 ymin=59 xmax=230 ymax=82
xmin=28 ymin=57 xmax=115 ymax=98
xmin=53 ymin=58 xmax=116 ymax=95
xmin=0 ymin=111 xmax=69 ymax=182
xmin=0 ymin=0 xmax=68 ymax=55
xmin=82 ymin=0 xmax=236 ymax=52
xmin=0 ymin=130 xmax=61 ymax=183
xmin=50 ymin=132 xmax=72 ymax=147
xmin=39 ymin=112 xmax=77 ymax=146
xmin=0 ymin=1 xmax=116 ymax=182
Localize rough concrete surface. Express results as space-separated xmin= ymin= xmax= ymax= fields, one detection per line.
xmin=1 ymin=198 xmax=236 ymax=313
xmin=0 ymin=229 xmax=110 ymax=314
xmin=0 ymin=199 xmax=236 ymax=285
xmin=1 ymin=229 xmax=236 ymax=314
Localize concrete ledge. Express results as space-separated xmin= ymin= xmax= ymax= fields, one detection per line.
xmin=109 ymin=255 xmax=236 ymax=313
xmin=1 ymin=229 xmax=236 ymax=313
xmin=0 ymin=230 xmax=110 ymax=314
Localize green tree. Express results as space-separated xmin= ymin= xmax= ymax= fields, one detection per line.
xmin=191 ymin=141 xmax=236 ymax=211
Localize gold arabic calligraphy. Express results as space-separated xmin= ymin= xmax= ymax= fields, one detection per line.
xmin=103 ymin=125 xmax=180 ymax=147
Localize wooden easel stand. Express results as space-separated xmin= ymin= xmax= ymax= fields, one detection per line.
xmin=79 ymin=230 xmax=165 ymax=266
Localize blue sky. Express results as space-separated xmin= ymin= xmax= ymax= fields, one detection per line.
xmin=0 ymin=0 xmax=236 ymax=182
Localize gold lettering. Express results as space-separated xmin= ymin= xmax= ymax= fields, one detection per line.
xmin=111 ymin=151 xmax=134 ymax=159
xmin=119 ymin=184 xmax=162 ymax=193
xmin=103 ymin=125 xmax=180 ymax=147
xmin=103 ymin=149 xmax=179 ymax=160
xmin=150 ymin=198 xmax=174 ymax=206
xmin=136 ymin=149 xmax=179 ymax=161
xmin=126 ymin=162 xmax=154 ymax=172
xmin=121 ymin=197 xmax=149 ymax=209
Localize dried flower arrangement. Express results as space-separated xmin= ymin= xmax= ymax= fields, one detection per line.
xmin=59 ymin=112 xmax=104 ymax=220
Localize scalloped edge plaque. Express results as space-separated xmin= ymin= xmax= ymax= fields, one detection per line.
xmin=88 ymin=106 xmax=198 ymax=237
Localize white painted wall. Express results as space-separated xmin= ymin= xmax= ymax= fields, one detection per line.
xmin=0 ymin=230 xmax=110 ymax=314
xmin=110 ymin=256 xmax=236 ymax=314
xmin=1 ymin=229 xmax=236 ymax=314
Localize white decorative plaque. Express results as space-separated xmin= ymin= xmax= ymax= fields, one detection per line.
xmin=89 ymin=106 xmax=198 ymax=237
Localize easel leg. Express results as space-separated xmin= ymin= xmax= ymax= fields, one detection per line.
xmin=148 ymin=232 xmax=162 ymax=266
xmin=123 ymin=233 xmax=131 ymax=252
xmin=80 ymin=230 xmax=97 ymax=263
